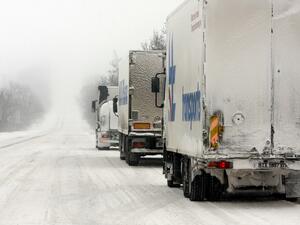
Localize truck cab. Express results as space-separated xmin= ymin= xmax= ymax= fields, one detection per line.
xmin=92 ymin=85 xmax=119 ymax=150
xmin=96 ymin=100 xmax=119 ymax=150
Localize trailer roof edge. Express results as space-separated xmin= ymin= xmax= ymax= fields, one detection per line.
xmin=166 ymin=0 xmax=190 ymax=21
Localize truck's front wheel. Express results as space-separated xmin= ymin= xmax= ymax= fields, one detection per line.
xmin=206 ymin=174 xmax=223 ymax=201
xmin=119 ymin=134 xmax=125 ymax=160
xmin=182 ymin=157 xmax=190 ymax=198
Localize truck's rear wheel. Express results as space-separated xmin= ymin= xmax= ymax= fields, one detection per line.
xmin=127 ymin=153 xmax=139 ymax=166
xmin=190 ymin=173 xmax=206 ymax=201
xmin=206 ymin=174 xmax=223 ymax=201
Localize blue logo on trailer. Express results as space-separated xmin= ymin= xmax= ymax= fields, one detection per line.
xmin=168 ymin=35 xmax=176 ymax=122
xmin=182 ymin=83 xmax=201 ymax=130
xmin=119 ymin=80 xmax=128 ymax=105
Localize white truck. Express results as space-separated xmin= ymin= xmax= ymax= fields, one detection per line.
xmin=151 ymin=0 xmax=300 ymax=201
xmin=92 ymin=86 xmax=119 ymax=150
xmin=113 ymin=51 xmax=165 ymax=166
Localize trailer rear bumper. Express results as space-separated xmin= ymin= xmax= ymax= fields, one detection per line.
xmin=131 ymin=148 xmax=163 ymax=154
xmin=128 ymin=132 xmax=163 ymax=155
xmin=195 ymin=157 xmax=300 ymax=197
xmin=225 ymin=168 xmax=300 ymax=198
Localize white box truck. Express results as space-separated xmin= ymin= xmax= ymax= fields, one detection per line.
xmin=114 ymin=51 xmax=165 ymax=166
xmin=151 ymin=0 xmax=300 ymax=201
xmin=92 ymin=86 xmax=119 ymax=150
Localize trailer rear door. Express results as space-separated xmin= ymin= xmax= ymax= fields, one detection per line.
xmin=273 ymin=1 xmax=300 ymax=153
xmin=206 ymin=0 xmax=272 ymax=154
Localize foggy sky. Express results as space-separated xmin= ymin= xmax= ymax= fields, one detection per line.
xmin=0 ymin=0 xmax=183 ymax=104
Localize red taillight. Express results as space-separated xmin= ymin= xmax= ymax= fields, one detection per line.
xmin=207 ymin=160 xmax=232 ymax=169
xmin=132 ymin=142 xmax=145 ymax=148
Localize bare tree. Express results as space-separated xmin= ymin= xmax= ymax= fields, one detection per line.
xmin=141 ymin=25 xmax=166 ymax=51
xmin=107 ymin=51 xmax=121 ymax=86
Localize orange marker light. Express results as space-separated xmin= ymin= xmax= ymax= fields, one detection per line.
xmin=133 ymin=122 xmax=151 ymax=130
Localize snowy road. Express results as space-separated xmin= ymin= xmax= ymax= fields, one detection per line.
xmin=0 ymin=118 xmax=299 ymax=225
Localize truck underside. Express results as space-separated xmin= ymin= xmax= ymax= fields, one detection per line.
xmin=164 ymin=150 xmax=300 ymax=201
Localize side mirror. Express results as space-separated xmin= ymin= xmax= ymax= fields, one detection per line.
xmin=91 ymin=100 xmax=97 ymax=113
xmin=151 ymin=77 xmax=160 ymax=93
xmin=113 ymin=97 xmax=118 ymax=114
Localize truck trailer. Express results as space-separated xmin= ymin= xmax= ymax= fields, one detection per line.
xmin=152 ymin=0 xmax=300 ymax=201
xmin=114 ymin=51 xmax=165 ymax=166
xmin=92 ymin=86 xmax=119 ymax=150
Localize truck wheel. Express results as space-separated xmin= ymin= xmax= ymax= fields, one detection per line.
xmin=190 ymin=173 xmax=206 ymax=201
xmin=127 ymin=153 xmax=139 ymax=166
xmin=124 ymin=136 xmax=130 ymax=163
xmin=183 ymin=177 xmax=190 ymax=198
xmin=286 ymin=197 xmax=298 ymax=202
xmin=206 ymin=174 xmax=223 ymax=201
xmin=182 ymin=158 xmax=190 ymax=198
xmin=119 ymin=134 xmax=125 ymax=160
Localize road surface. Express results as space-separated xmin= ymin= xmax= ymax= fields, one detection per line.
xmin=0 ymin=116 xmax=299 ymax=225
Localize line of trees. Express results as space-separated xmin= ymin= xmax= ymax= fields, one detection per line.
xmin=0 ymin=82 xmax=45 ymax=132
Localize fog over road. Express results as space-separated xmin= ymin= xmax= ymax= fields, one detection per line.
xmin=0 ymin=115 xmax=299 ymax=225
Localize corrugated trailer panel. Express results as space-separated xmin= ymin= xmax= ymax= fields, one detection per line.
xmin=129 ymin=51 xmax=165 ymax=126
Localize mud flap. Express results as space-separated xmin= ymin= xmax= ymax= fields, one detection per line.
xmin=286 ymin=171 xmax=300 ymax=198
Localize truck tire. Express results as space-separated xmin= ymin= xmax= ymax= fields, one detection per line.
xmin=286 ymin=197 xmax=298 ymax=202
xmin=190 ymin=173 xmax=206 ymax=201
xmin=124 ymin=136 xmax=130 ymax=163
xmin=127 ymin=153 xmax=139 ymax=166
xmin=119 ymin=134 xmax=125 ymax=160
xmin=182 ymin=158 xmax=190 ymax=198
xmin=206 ymin=174 xmax=223 ymax=201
